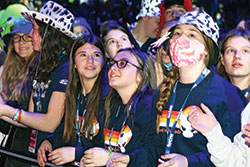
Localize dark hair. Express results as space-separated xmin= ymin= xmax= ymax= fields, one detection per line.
xmin=100 ymin=20 xmax=137 ymax=48
xmin=30 ymin=20 xmax=74 ymax=82
xmin=164 ymin=0 xmax=184 ymax=9
xmin=104 ymin=47 xmax=157 ymax=128
xmin=63 ymin=35 xmax=107 ymax=142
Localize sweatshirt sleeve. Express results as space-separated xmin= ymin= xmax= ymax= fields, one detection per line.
xmin=202 ymin=123 xmax=247 ymax=167
xmin=46 ymin=133 xmax=64 ymax=149
xmin=75 ymin=124 xmax=105 ymax=161
xmin=128 ymin=116 xmax=160 ymax=167
xmin=127 ymin=92 xmax=160 ymax=167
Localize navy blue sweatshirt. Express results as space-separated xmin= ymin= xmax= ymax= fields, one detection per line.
xmin=96 ymin=90 xmax=160 ymax=167
xmin=156 ymin=71 xmax=248 ymax=166
xmin=46 ymin=93 xmax=105 ymax=162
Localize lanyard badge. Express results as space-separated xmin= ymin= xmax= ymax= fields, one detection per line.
xmin=165 ymin=67 xmax=209 ymax=154
xmin=76 ymin=93 xmax=87 ymax=146
xmin=28 ymin=129 xmax=37 ymax=153
xmin=108 ymin=103 xmax=131 ymax=152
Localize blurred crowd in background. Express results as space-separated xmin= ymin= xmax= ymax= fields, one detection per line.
xmin=1 ymin=0 xmax=250 ymax=37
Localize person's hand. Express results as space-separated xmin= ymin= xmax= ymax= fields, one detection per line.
xmin=80 ymin=147 xmax=109 ymax=167
xmin=37 ymin=140 xmax=52 ymax=167
xmin=242 ymin=123 xmax=250 ymax=144
xmin=188 ymin=103 xmax=218 ymax=133
xmin=106 ymin=153 xmax=129 ymax=167
xmin=155 ymin=62 xmax=164 ymax=87
xmin=48 ymin=147 xmax=75 ymax=165
xmin=158 ymin=153 xmax=188 ymax=167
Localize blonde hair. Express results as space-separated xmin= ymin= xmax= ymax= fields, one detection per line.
xmin=2 ymin=40 xmax=36 ymax=102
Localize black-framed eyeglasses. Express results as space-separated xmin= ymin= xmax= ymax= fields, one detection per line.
xmin=12 ymin=34 xmax=32 ymax=43
xmin=108 ymin=59 xmax=142 ymax=70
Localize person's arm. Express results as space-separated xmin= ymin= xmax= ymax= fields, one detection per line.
xmin=125 ymin=93 xmax=160 ymax=167
xmin=127 ymin=115 xmax=159 ymax=167
xmin=0 ymin=115 xmax=27 ymax=127
xmin=242 ymin=124 xmax=250 ymax=144
xmin=189 ymin=103 xmax=247 ymax=167
xmin=204 ymin=124 xmax=246 ymax=167
xmin=0 ymin=91 xmax=65 ymax=132
xmin=75 ymin=127 xmax=105 ymax=162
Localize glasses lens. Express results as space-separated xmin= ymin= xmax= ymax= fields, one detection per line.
xmin=23 ymin=35 xmax=32 ymax=42
xmin=117 ymin=60 xmax=128 ymax=69
xmin=13 ymin=35 xmax=32 ymax=43
xmin=13 ymin=35 xmax=21 ymax=43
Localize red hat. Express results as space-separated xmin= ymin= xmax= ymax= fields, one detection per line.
xmin=183 ymin=0 xmax=193 ymax=12
xmin=157 ymin=0 xmax=193 ymax=39
xmin=164 ymin=0 xmax=193 ymax=12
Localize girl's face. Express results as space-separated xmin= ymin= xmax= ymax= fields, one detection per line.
xmin=165 ymin=4 xmax=186 ymax=23
xmin=172 ymin=25 xmax=206 ymax=46
xmin=108 ymin=50 xmax=141 ymax=91
xmin=30 ymin=20 xmax=42 ymax=52
xmin=104 ymin=29 xmax=132 ymax=58
xmin=222 ymin=36 xmax=250 ymax=78
xmin=74 ymin=43 xmax=104 ymax=81
xmin=169 ymin=25 xmax=207 ymax=68
xmin=13 ymin=33 xmax=34 ymax=61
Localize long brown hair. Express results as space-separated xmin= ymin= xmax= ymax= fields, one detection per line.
xmin=156 ymin=26 xmax=219 ymax=132
xmin=30 ymin=20 xmax=74 ymax=82
xmin=2 ymin=37 xmax=36 ymax=102
xmin=63 ymin=35 xmax=106 ymax=143
xmin=104 ymin=48 xmax=157 ymax=128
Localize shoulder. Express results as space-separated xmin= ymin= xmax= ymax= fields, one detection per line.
xmin=134 ymin=89 xmax=157 ymax=116
xmin=52 ymin=56 xmax=69 ymax=78
xmin=56 ymin=55 xmax=70 ymax=72
xmin=138 ymin=89 xmax=157 ymax=104
xmin=203 ymin=71 xmax=240 ymax=93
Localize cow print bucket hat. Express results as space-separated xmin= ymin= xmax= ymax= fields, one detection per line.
xmin=136 ymin=0 xmax=163 ymax=20
xmin=154 ymin=10 xmax=219 ymax=47
xmin=21 ymin=1 xmax=76 ymax=39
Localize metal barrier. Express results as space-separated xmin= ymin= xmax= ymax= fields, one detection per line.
xmin=0 ymin=147 xmax=69 ymax=167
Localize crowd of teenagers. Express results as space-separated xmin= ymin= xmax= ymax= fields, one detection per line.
xmin=0 ymin=0 xmax=250 ymax=167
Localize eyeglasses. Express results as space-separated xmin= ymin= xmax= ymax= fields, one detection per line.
xmin=108 ymin=59 xmax=142 ymax=70
xmin=12 ymin=34 xmax=32 ymax=43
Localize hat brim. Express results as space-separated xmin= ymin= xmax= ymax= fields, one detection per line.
xmin=21 ymin=10 xmax=77 ymax=39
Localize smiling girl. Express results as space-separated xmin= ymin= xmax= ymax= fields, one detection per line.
xmin=37 ymin=35 xmax=107 ymax=166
